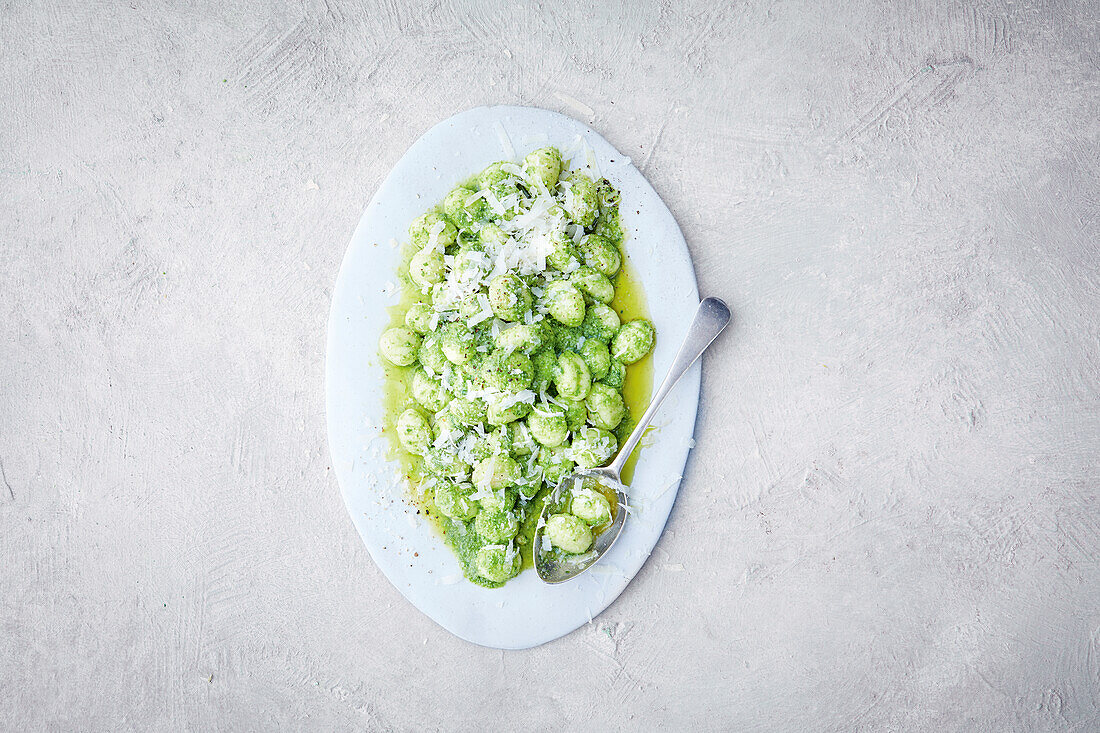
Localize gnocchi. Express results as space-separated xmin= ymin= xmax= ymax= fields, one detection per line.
xmin=379 ymin=146 xmax=655 ymax=586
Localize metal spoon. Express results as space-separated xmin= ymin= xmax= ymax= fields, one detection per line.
xmin=534 ymin=297 xmax=731 ymax=583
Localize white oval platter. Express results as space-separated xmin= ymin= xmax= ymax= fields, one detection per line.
xmin=326 ymin=105 xmax=701 ymax=649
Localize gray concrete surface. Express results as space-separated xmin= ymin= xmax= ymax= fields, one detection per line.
xmin=2 ymin=0 xmax=1098 ymax=730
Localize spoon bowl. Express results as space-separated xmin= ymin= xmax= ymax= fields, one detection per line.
xmin=534 ymin=297 xmax=731 ymax=583
xmin=533 ymin=470 xmax=629 ymax=584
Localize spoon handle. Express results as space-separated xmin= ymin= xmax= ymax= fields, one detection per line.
xmin=606 ymin=297 xmax=731 ymax=479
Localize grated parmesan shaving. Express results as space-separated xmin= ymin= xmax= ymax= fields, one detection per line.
xmin=427 ymin=219 xmax=446 ymax=253
xmin=494 ymin=121 xmax=515 ymax=160
xmin=554 ymin=92 xmax=594 ymax=119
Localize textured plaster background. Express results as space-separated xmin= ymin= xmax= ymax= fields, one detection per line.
xmin=2 ymin=0 xmax=1099 ymax=730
